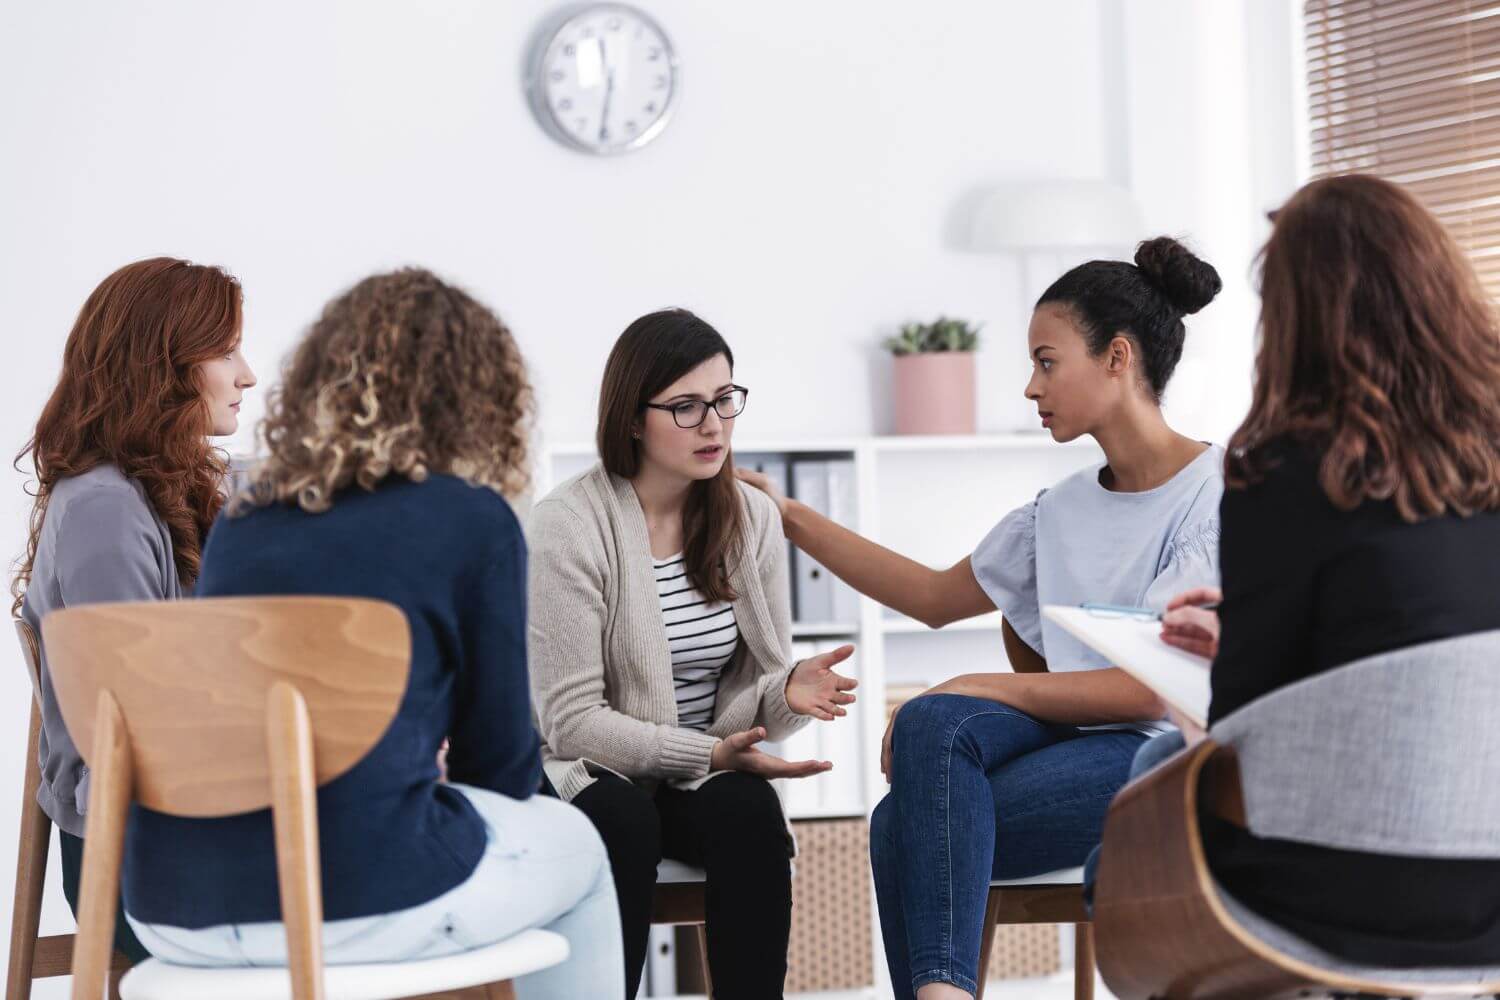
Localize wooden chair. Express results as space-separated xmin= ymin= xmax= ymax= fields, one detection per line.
xmin=6 ymin=619 xmax=131 ymax=1000
xmin=1094 ymin=635 xmax=1500 ymax=1000
xmin=40 ymin=596 xmax=570 ymax=1000
xmin=972 ymin=620 xmax=1096 ymax=1000
xmin=976 ymin=869 xmax=1094 ymax=1000
xmin=651 ymin=859 xmax=713 ymax=996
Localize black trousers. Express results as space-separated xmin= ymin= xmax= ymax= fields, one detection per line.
xmin=59 ymin=830 xmax=150 ymax=964
xmin=569 ymin=770 xmax=793 ymax=1000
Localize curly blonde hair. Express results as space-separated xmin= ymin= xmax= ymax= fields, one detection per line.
xmin=243 ymin=268 xmax=533 ymax=512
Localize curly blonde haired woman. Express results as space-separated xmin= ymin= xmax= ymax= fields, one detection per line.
xmin=119 ymin=269 xmax=624 ymax=1000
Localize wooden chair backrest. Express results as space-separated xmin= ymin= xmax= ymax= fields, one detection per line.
xmin=43 ymin=597 xmax=409 ymax=817
xmin=15 ymin=619 xmax=43 ymax=701
xmin=41 ymin=596 xmax=410 ymax=1000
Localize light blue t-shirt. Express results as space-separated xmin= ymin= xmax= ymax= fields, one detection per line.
xmin=972 ymin=445 xmax=1225 ymax=733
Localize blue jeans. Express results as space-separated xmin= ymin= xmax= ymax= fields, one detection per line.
xmin=127 ymin=786 xmax=624 ymax=1000
xmin=1082 ymin=729 xmax=1187 ymax=907
xmin=870 ymin=694 xmax=1146 ymax=998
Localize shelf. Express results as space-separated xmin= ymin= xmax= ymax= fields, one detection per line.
xmin=881 ymin=612 xmax=1003 ymax=634
xmin=869 ymin=432 xmax=1088 ymax=452
xmin=541 ymin=433 xmax=1097 ymax=459
xmin=785 ymin=805 xmax=870 ymax=821
xmin=542 ymin=439 xmax=862 ymax=458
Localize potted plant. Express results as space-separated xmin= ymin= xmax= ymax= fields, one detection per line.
xmin=884 ymin=316 xmax=980 ymax=435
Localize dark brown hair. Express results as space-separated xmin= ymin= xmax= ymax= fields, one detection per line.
xmin=243 ymin=268 xmax=533 ymax=512
xmin=597 ymin=309 xmax=743 ymax=603
xmin=13 ymin=257 xmax=241 ymax=613
xmin=1227 ymin=174 xmax=1500 ymax=520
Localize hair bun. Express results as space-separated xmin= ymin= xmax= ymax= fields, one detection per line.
xmin=1134 ymin=236 xmax=1222 ymax=315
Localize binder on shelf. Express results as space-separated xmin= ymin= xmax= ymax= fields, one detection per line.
xmin=738 ymin=452 xmax=799 ymax=622
xmin=790 ymin=461 xmax=835 ymax=623
xmin=766 ymin=640 xmax=823 ymax=817
xmin=825 ymin=460 xmax=861 ymax=624
xmin=766 ymin=640 xmax=864 ymax=819
xmin=736 ymin=452 xmax=789 ymax=496
xmin=789 ymin=459 xmax=859 ymax=624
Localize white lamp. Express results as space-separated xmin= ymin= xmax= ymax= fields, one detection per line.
xmin=968 ymin=179 xmax=1145 ymax=251
xmin=963 ymin=179 xmax=1146 ymax=433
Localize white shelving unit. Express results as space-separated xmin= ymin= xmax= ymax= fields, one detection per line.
xmin=536 ymin=433 xmax=1102 ymax=996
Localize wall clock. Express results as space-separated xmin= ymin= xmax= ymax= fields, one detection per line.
xmin=527 ymin=4 xmax=680 ymax=155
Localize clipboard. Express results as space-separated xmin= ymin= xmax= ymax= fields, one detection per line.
xmin=1042 ymin=604 xmax=1211 ymax=727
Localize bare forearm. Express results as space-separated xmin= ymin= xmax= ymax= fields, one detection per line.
xmin=932 ymin=668 xmax=1165 ymax=726
xmin=782 ymin=499 xmax=980 ymax=627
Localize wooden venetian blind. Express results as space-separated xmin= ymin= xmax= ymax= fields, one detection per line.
xmin=1305 ymin=0 xmax=1500 ymax=296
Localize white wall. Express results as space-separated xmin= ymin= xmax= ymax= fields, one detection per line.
xmin=0 ymin=0 xmax=1299 ymax=987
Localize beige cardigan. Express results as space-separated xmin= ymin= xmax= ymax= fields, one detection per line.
xmin=527 ymin=464 xmax=809 ymax=802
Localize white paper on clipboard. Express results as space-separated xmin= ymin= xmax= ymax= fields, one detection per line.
xmin=1042 ymin=605 xmax=1211 ymax=727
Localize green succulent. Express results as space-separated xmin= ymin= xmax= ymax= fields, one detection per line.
xmin=883 ymin=316 xmax=981 ymax=355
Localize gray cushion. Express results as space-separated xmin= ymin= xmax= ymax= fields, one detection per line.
xmin=1210 ymin=631 xmax=1500 ymax=858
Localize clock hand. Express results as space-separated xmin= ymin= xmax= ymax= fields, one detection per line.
xmin=597 ymin=37 xmax=614 ymax=143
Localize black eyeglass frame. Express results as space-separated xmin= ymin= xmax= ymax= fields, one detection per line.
xmin=643 ymin=385 xmax=750 ymax=428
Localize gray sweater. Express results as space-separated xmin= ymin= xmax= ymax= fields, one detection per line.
xmin=527 ymin=465 xmax=809 ymax=802
xmin=20 ymin=465 xmax=182 ymax=836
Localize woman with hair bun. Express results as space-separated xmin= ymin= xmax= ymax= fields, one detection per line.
xmin=739 ymin=237 xmax=1226 ymax=999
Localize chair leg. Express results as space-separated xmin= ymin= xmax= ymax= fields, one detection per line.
xmin=1072 ymin=923 xmax=1095 ymax=1000
xmin=974 ymin=888 xmax=1002 ymax=999
xmin=7 ymin=702 xmax=50 ymax=1000
xmin=695 ymin=924 xmax=713 ymax=998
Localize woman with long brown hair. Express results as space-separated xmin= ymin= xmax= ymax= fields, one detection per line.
xmin=13 ymin=256 xmax=256 ymax=961
xmin=1152 ymin=173 xmax=1500 ymax=964
xmin=121 ymin=269 xmax=623 ymax=999
xmin=527 ymin=308 xmax=859 ymax=999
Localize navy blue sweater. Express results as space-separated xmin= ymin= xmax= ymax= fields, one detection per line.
xmin=121 ymin=474 xmax=542 ymax=928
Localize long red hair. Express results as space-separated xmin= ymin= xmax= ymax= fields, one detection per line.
xmin=1228 ymin=174 xmax=1500 ymax=520
xmin=12 ymin=258 xmax=241 ymax=612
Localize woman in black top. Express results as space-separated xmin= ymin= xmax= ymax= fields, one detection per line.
xmin=1158 ymin=173 xmax=1500 ymax=965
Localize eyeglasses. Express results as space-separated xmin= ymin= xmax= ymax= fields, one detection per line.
xmin=644 ymin=386 xmax=749 ymax=429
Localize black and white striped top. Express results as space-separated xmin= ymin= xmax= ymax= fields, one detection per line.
xmin=655 ymin=554 xmax=739 ymax=731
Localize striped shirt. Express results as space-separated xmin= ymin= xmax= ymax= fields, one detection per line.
xmin=655 ymin=554 xmax=739 ymax=731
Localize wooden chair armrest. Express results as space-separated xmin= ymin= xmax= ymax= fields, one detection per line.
xmin=1095 ymin=737 xmax=1221 ymax=918
xmin=1092 ymin=738 xmax=1296 ymax=999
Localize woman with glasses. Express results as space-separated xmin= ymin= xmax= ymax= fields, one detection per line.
xmin=528 ymin=308 xmax=858 ymax=999
xmin=740 ymin=237 xmax=1226 ymax=1000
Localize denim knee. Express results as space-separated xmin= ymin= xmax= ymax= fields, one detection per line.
xmin=892 ymin=693 xmax=971 ymax=751
xmin=869 ymin=794 xmax=898 ymax=859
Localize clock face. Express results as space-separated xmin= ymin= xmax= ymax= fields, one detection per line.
xmin=528 ymin=4 xmax=679 ymax=155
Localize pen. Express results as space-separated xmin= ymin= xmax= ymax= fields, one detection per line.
xmin=1081 ymin=601 xmax=1220 ymax=620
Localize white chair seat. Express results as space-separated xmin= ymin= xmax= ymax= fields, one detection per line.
xmin=118 ymin=928 xmax=568 ymax=1000
xmin=655 ymin=859 xmax=707 ymax=883
xmin=990 ymin=866 xmax=1085 ymax=888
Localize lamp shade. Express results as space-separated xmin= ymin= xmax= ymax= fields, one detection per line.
xmin=968 ymin=180 xmax=1145 ymax=251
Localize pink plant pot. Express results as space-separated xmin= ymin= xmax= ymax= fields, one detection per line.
xmin=891 ymin=352 xmax=976 ymax=435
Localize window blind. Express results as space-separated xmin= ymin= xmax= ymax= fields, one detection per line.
xmin=1305 ymin=0 xmax=1500 ymax=296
